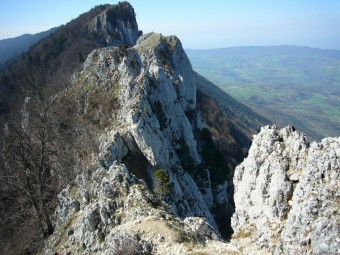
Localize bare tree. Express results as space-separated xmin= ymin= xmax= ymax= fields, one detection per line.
xmin=0 ymin=69 xmax=104 ymax=253
xmin=0 ymin=74 xmax=60 ymax=241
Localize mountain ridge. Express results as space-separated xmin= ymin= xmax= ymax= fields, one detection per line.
xmin=0 ymin=3 xmax=338 ymax=255
xmin=0 ymin=27 xmax=58 ymax=69
xmin=0 ymin=5 xmax=255 ymax=252
xmin=41 ymin=31 xmax=243 ymax=254
xmin=0 ymin=1 xmax=141 ymax=129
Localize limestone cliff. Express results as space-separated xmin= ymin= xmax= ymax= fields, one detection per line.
xmin=5 ymin=3 xmax=339 ymax=255
xmin=232 ymin=125 xmax=339 ymax=254
xmin=44 ymin=32 xmax=238 ymax=254
xmin=86 ymin=1 xmax=141 ymax=46
xmin=40 ymin=19 xmax=339 ymax=255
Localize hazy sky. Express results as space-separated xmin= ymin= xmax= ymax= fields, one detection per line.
xmin=0 ymin=0 xmax=339 ymax=49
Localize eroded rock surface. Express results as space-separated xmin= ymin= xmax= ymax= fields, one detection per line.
xmin=232 ymin=125 xmax=340 ymax=254
xmin=44 ymin=32 xmax=236 ymax=254
xmin=43 ymin=26 xmax=339 ymax=255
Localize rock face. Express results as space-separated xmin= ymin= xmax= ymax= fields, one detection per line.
xmin=42 ymin=19 xmax=339 ymax=254
xmin=232 ymin=125 xmax=340 ymax=254
xmin=86 ymin=1 xmax=141 ymax=46
xmin=47 ymin=163 xmax=216 ymax=254
xmin=44 ymin=32 xmax=237 ymax=254
xmin=7 ymin=3 xmax=339 ymax=255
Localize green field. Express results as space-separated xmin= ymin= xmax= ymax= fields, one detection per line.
xmin=187 ymin=46 xmax=340 ymax=140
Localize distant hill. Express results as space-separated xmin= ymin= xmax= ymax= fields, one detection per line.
xmin=0 ymin=28 xmax=58 ymax=69
xmin=186 ymin=46 xmax=340 ymax=140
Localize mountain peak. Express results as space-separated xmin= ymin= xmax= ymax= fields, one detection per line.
xmin=86 ymin=1 xmax=141 ymax=46
xmin=0 ymin=1 xmax=142 ymax=127
xmin=136 ymin=33 xmax=181 ymax=50
xmin=3 ymin=3 xmax=337 ymax=255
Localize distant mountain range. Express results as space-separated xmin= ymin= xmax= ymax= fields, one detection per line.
xmin=187 ymin=46 xmax=340 ymax=140
xmin=0 ymin=27 xmax=58 ymax=68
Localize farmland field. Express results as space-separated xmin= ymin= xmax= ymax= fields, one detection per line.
xmin=187 ymin=46 xmax=340 ymax=140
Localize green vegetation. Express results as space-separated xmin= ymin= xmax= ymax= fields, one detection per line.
xmin=154 ymin=169 xmax=172 ymax=198
xmin=187 ymin=46 xmax=340 ymax=140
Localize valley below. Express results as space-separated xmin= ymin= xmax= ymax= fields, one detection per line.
xmin=187 ymin=46 xmax=340 ymax=140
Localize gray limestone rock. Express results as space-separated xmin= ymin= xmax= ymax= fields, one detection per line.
xmin=232 ymin=125 xmax=340 ymax=254
xmin=86 ymin=2 xmax=141 ymax=47
xmin=44 ymin=32 xmax=233 ymax=254
xmin=43 ymin=29 xmax=340 ymax=254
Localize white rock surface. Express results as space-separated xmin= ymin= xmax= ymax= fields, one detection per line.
xmin=45 ymin=33 xmax=235 ymax=254
xmin=46 ymin=160 xmax=236 ymax=254
xmin=44 ymin=29 xmax=340 ymax=254
xmin=232 ymin=125 xmax=340 ymax=254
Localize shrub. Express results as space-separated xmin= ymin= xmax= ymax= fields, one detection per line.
xmin=105 ymin=233 xmax=140 ymax=255
xmin=154 ymin=169 xmax=172 ymax=198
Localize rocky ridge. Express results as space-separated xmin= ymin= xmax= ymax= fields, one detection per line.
xmin=0 ymin=1 xmax=141 ymax=129
xmin=232 ymin=125 xmax=339 ymax=254
xmin=43 ymin=30 xmax=340 ymax=255
xmin=86 ymin=1 xmax=140 ymax=46
xmin=35 ymin=6 xmax=339 ymax=255
xmin=44 ymin=32 xmax=237 ymax=254
xmin=3 ymin=3 xmax=338 ymax=255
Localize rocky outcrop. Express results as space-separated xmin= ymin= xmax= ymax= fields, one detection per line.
xmin=44 ymin=32 xmax=238 ymax=254
xmin=46 ymin=160 xmax=245 ymax=255
xmin=86 ymin=1 xmax=141 ymax=46
xmin=40 ymin=10 xmax=340 ymax=253
xmin=9 ymin=3 xmax=339 ymax=255
xmin=47 ymin=162 xmax=215 ymax=254
xmin=232 ymin=125 xmax=340 ymax=254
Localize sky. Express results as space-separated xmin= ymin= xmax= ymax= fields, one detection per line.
xmin=0 ymin=0 xmax=339 ymax=50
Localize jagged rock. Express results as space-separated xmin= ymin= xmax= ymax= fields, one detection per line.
xmin=43 ymin=28 xmax=340 ymax=253
xmin=232 ymin=125 xmax=340 ymax=254
xmin=46 ymin=160 xmax=228 ymax=254
xmin=44 ymin=32 xmax=236 ymax=254
xmin=43 ymin=25 xmax=340 ymax=254
xmin=183 ymin=217 xmax=220 ymax=240
xmin=86 ymin=1 xmax=142 ymax=46
xmin=69 ymin=31 xmax=235 ymax=229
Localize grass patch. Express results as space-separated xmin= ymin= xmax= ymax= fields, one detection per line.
xmin=69 ymin=186 xmax=78 ymax=199
xmin=232 ymin=226 xmax=254 ymax=240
